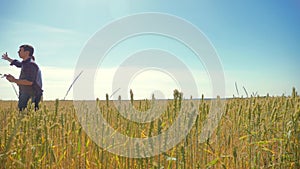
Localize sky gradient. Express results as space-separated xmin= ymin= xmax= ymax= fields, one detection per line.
xmin=0 ymin=0 xmax=299 ymax=100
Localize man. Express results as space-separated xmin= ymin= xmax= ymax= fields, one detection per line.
xmin=1 ymin=44 xmax=43 ymax=111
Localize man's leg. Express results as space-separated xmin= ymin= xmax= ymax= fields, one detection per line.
xmin=32 ymin=94 xmax=42 ymax=111
xmin=18 ymin=93 xmax=31 ymax=111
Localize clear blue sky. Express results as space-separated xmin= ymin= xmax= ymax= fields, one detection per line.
xmin=0 ymin=0 xmax=299 ymax=100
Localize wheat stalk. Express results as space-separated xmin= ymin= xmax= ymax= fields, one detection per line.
xmin=63 ymin=70 xmax=83 ymax=100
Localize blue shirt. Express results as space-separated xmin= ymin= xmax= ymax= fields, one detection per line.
xmin=10 ymin=58 xmax=43 ymax=95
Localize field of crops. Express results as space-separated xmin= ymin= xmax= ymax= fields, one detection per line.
xmin=0 ymin=89 xmax=299 ymax=169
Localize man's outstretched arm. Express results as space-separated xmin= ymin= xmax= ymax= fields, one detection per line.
xmin=2 ymin=52 xmax=13 ymax=62
xmin=2 ymin=52 xmax=22 ymax=67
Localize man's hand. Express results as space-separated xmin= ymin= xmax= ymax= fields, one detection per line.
xmin=2 ymin=52 xmax=9 ymax=60
xmin=6 ymin=74 xmax=16 ymax=83
xmin=2 ymin=52 xmax=13 ymax=62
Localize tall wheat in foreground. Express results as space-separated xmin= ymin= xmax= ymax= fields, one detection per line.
xmin=0 ymin=88 xmax=299 ymax=168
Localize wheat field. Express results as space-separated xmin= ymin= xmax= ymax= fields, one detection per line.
xmin=0 ymin=88 xmax=299 ymax=169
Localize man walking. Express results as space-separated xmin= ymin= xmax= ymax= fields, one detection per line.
xmin=2 ymin=44 xmax=43 ymax=111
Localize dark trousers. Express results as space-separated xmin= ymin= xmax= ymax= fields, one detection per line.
xmin=18 ymin=92 xmax=42 ymax=111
